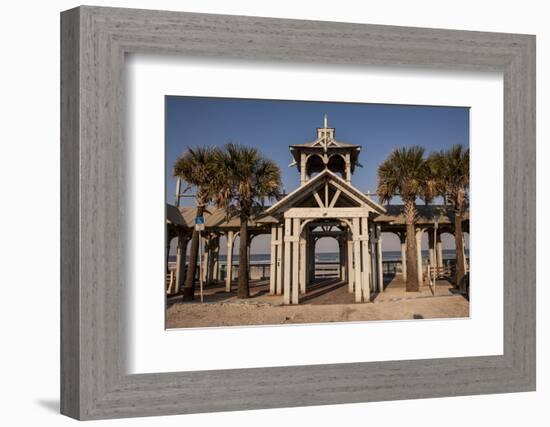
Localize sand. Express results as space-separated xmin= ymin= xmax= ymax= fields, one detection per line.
xmin=166 ymin=277 xmax=469 ymax=329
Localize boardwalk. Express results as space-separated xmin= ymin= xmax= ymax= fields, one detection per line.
xmin=166 ymin=275 xmax=469 ymax=328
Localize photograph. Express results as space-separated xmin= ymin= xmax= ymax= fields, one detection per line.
xmin=165 ymin=96 xmax=470 ymax=328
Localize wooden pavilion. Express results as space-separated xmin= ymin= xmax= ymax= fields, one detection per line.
xmin=167 ymin=116 xmax=469 ymax=304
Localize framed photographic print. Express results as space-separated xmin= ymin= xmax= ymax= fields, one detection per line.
xmin=61 ymin=6 xmax=535 ymax=420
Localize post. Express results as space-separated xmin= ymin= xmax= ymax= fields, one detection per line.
xmin=300 ymin=153 xmax=306 ymax=185
xmin=299 ymin=232 xmax=306 ymax=294
xmin=339 ymin=237 xmax=346 ymax=280
xmin=428 ymin=231 xmax=435 ymax=268
xmin=400 ymin=233 xmax=407 ymax=282
xmin=174 ymin=177 xmax=181 ymax=207
xmin=305 ymin=233 xmax=312 ymax=285
xmin=284 ymin=218 xmax=292 ymax=304
xmin=174 ymin=235 xmax=188 ymax=294
xmin=347 ymin=235 xmax=354 ymax=293
xmin=361 ymin=218 xmax=371 ymax=301
xmin=416 ymin=229 xmax=423 ymax=287
xmin=309 ymin=236 xmax=316 ymax=283
xmin=376 ymin=225 xmax=383 ymax=292
xmin=353 ymin=218 xmax=363 ymax=302
xmin=276 ymin=225 xmax=283 ymax=295
xmin=292 ymin=218 xmax=301 ymax=304
xmin=206 ymin=236 xmax=217 ymax=284
xmin=212 ymin=236 xmax=220 ymax=282
xmin=199 ymin=230 xmax=204 ymax=302
xmin=166 ymin=234 xmax=172 ymax=274
xmin=225 ymin=231 xmax=234 ymax=292
xmin=201 ymin=235 xmax=210 ymax=283
xmin=269 ymin=225 xmax=277 ymax=295
xmin=436 ymin=232 xmax=443 ymax=270
xmin=344 ymin=235 xmax=349 ymax=283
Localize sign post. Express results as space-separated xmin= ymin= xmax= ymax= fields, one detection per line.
xmin=195 ymin=216 xmax=205 ymax=302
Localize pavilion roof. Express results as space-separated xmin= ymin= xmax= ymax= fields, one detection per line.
xmin=374 ymin=204 xmax=470 ymax=225
xmin=263 ymin=169 xmax=386 ymax=216
xmin=171 ymin=205 xmax=270 ymax=231
xmin=167 ymin=201 xmax=468 ymax=231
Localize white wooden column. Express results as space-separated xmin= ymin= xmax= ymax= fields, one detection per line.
xmin=207 ymin=236 xmax=218 ymax=284
xmin=428 ymin=231 xmax=435 ymax=267
xmin=309 ymin=236 xmax=316 ymax=283
xmin=305 ymin=234 xmax=311 ymax=285
xmin=269 ymin=225 xmax=277 ymax=295
xmin=299 ymin=232 xmax=306 ymax=294
xmin=342 ymin=234 xmax=349 ymax=281
xmin=276 ymin=225 xmax=283 ymax=295
xmin=283 ymin=218 xmax=292 ymax=304
xmin=400 ymin=233 xmax=407 ymax=282
xmin=416 ymin=229 xmax=423 ymax=287
xmin=225 ymin=231 xmax=234 ymax=292
xmin=347 ymin=234 xmax=354 ymax=293
xmin=216 ymin=246 xmax=222 ymax=281
xmin=212 ymin=237 xmax=220 ymax=281
xmin=361 ymin=218 xmax=371 ymax=301
xmin=291 ymin=218 xmax=301 ymax=304
xmin=339 ymin=237 xmax=346 ymax=280
xmin=352 ymin=218 xmax=363 ymax=303
xmin=174 ymin=235 xmax=188 ymax=294
xmin=376 ymin=225 xmax=383 ymax=293
xmin=201 ymin=236 xmax=210 ymax=283
xmin=436 ymin=232 xmax=443 ymax=269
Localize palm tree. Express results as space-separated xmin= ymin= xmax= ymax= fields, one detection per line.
xmin=435 ymin=145 xmax=470 ymax=290
xmin=215 ymin=143 xmax=282 ymax=298
xmin=377 ymin=146 xmax=426 ymax=292
xmin=173 ymin=147 xmax=221 ymax=301
xmin=422 ymin=151 xmax=446 ymax=205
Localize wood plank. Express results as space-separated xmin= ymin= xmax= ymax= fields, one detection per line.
xmin=329 ymin=189 xmax=342 ymax=208
xmin=284 ymin=218 xmax=292 ymax=304
xmin=313 ymin=191 xmax=324 ymax=208
xmin=285 ymin=207 xmax=373 ymax=218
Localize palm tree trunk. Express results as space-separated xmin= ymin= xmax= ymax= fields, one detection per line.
xmin=182 ymin=204 xmax=205 ymax=301
xmin=454 ymin=209 xmax=466 ymax=291
xmin=238 ymin=213 xmax=250 ymax=298
xmin=404 ymin=201 xmax=419 ymax=292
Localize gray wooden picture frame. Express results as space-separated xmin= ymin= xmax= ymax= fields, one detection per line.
xmin=60 ymin=5 xmax=536 ymax=420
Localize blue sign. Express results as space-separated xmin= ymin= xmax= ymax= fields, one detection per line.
xmin=195 ymin=216 xmax=205 ymax=231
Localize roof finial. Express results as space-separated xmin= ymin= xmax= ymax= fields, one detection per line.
xmin=324 ymin=113 xmax=328 ymax=129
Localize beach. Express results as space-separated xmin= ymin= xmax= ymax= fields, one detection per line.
xmin=166 ymin=276 xmax=469 ymax=329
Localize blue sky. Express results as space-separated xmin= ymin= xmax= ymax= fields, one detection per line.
xmin=166 ymin=96 xmax=469 ymax=253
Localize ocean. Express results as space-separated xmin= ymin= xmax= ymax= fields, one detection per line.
xmin=169 ymin=249 xmax=469 ymax=264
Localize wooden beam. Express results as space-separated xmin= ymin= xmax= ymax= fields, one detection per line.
xmin=329 ymin=189 xmax=342 ymax=208
xmin=361 ymin=218 xmax=371 ymax=300
xmin=313 ymin=191 xmax=324 ymax=208
xmin=353 ymin=218 xmax=363 ymax=302
xmin=269 ymin=225 xmax=277 ymax=295
xmin=347 ymin=236 xmax=354 ymax=294
xmin=276 ymin=225 xmax=283 ymax=295
xmin=285 ymin=207 xmax=372 ymax=218
xmin=284 ymin=218 xmax=292 ymax=304
xmin=377 ymin=225 xmax=383 ymax=292
xmin=292 ymin=218 xmax=300 ymax=304
xmin=299 ymin=233 xmax=306 ymax=294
